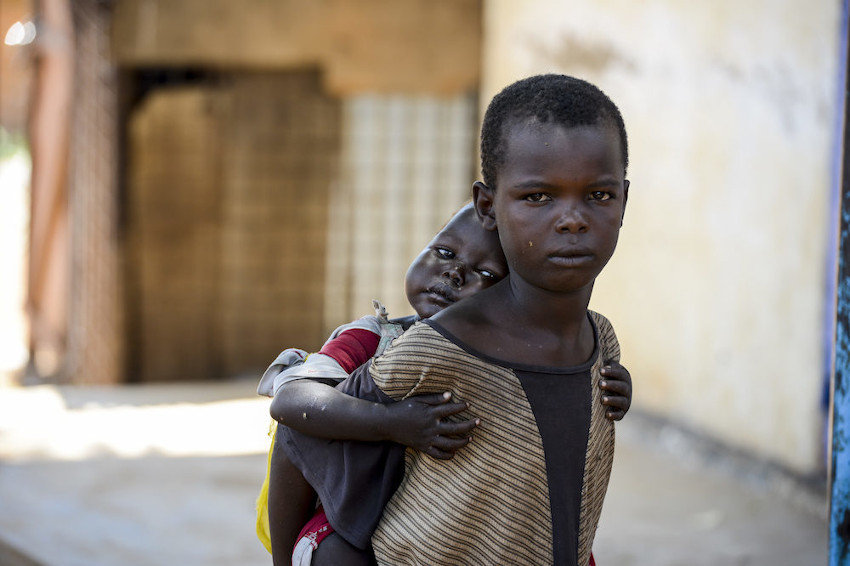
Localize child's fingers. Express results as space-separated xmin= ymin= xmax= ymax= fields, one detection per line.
xmin=600 ymin=366 xmax=630 ymax=381
xmin=605 ymin=408 xmax=626 ymax=421
xmin=425 ymin=445 xmax=456 ymax=460
xmin=598 ymin=379 xmax=630 ymax=396
xmin=410 ymin=391 xmax=456 ymax=405
xmin=410 ymin=392 xmax=471 ymax=415
xmin=600 ymin=362 xmax=631 ymax=422
xmin=431 ymin=401 xmax=470 ymax=419
xmin=601 ymin=394 xmax=629 ymax=410
xmin=438 ymin=417 xmax=479 ymax=437
xmin=602 ymin=359 xmax=627 ymax=371
xmin=431 ymin=434 xmax=472 ymax=454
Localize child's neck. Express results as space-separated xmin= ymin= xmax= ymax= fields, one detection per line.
xmin=500 ymin=276 xmax=595 ymax=366
xmin=436 ymin=275 xmax=596 ymax=367
xmin=505 ymin=274 xmax=592 ymax=331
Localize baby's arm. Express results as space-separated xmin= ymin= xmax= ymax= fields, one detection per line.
xmin=599 ymin=361 xmax=632 ymax=421
xmin=269 ymin=326 xmax=478 ymax=459
xmin=274 ymin=381 xmax=477 ymax=459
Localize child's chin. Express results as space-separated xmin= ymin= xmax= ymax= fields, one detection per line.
xmin=415 ymin=299 xmax=445 ymax=319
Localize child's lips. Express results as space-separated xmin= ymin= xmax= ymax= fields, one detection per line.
xmin=425 ymin=284 xmax=458 ymax=305
xmin=548 ymin=249 xmax=595 ymax=266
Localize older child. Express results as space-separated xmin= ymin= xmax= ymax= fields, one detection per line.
xmin=260 ymin=203 xmax=632 ymax=564
xmin=361 ymin=74 xmax=631 ymax=565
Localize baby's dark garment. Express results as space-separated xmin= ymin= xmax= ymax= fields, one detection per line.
xmin=277 ymin=361 xmax=405 ymax=550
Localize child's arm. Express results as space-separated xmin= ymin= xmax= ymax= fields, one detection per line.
xmin=272 ymin=380 xmax=477 ymax=459
xmin=599 ymin=360 xmax=632 ymax=421
xmin=268 ymin=321 xmax=478 ymax=459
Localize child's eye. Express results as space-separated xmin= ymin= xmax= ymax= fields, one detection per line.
xmin=435 ymin=247 xmax=455 ymax=259
xmin=590 ymin=191 xmax=613 ymax=201
xmin=525 ymin=193 xmax=550 ymax=203
xmin=477 ymin=267 xmax=505 ymax=282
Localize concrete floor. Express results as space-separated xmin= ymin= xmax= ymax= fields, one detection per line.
xmin=0 ymin=379 xmax=828 ymax=566
xmin=594 ymin=418 xmax=827 ymax=566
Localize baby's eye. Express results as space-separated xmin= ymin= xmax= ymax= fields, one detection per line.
xmin=435 ymin=247 xmax=455 ymax=259
xmin=590 ymin=191 xmax=612 ymax=201
xmin=478 ymin=267 xmax=505 ymax=283
xmin=525 ymin=193 xmax=550 ymax=203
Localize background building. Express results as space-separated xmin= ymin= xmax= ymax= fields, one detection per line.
xmin=0 ymin=0 xmax=843 ymax=490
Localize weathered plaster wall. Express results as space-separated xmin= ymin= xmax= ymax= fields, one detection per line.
xmin=482 ymin=0 xmax=842 ymax=473
xmin=112 ymin=0 xmax=481 ymax=96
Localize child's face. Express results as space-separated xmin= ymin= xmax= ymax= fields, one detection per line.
xmin=480 ymin=121 xmax=627 ymax=295
xmin=405 ymin=207 xmax=508 ymax=319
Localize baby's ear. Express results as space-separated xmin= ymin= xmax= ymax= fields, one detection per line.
xmin=472 ymin=181 xmax=498 ymax=231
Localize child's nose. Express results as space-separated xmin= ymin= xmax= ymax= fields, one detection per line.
xmin=555 ymin=203 xmax=589 ymax=234
xmin=442 ymin=263 xmax=465 ymax=286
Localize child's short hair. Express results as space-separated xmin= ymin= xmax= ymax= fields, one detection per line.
xmin=480 ymin=74 xmax=629 ymax=189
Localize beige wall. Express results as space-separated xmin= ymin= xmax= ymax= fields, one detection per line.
xmin=482 ymin=0 xmax=842 ymax=473
xmin=112 ymin=0 xmax=481 ymax=96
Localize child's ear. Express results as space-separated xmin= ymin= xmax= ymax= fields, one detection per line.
xmin=620 ymin=180 xmax=629 ymax=226
xmin=473 ymin=181 xmax=498 ymax=231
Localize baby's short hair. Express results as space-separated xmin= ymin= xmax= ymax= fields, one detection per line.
xmin=480 ymin=74 xmax=628 ymax=189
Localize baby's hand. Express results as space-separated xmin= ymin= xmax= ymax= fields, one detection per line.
xmin=385 ymin=392 xmax=479 ymax=460
xmin=599 ymin=361 xmax=632 ymax=421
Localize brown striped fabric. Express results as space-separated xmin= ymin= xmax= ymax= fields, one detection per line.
xmin=577 ymin=312 xmax=619 ymax=566
xmin=369 ymin=311 xmax=619 ymax=565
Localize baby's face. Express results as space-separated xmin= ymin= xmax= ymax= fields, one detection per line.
xmin=404 ymin=208 xmax=507 ymax=319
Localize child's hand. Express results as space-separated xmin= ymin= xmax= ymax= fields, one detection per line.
xmin=384 ymin=392 xmax=479 ymax=460
xmin=599 ymin=361 xmax=632 ymax=421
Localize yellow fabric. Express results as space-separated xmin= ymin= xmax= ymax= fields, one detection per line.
xmin=255 ymin=419 xmax=276 ymax=554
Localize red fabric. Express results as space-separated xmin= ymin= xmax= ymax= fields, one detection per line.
xmin=589 ymin=552 xmax=596 ymax=566
xmin=293 ymin=507 xmax=335 ymax=554
xmin=318 ymin=328 xmax=380 ymax=373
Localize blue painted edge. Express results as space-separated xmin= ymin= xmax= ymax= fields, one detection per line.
xmin=831 ymin=1 xmax=850 ymax=563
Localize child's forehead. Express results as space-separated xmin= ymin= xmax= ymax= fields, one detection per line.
xmin=504 ymin=117 xmax=613 ymax=143
xmin=501 ymin=120 xmax=623 ymax=168
xmin=436 ymin=210 xmax=480 ymax=240
xmin=434 ymin=210 xmax=500 ymax=250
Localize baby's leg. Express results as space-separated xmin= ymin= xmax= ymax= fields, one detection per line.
xmin=311 ymin=533 xmax=377 ymax=566
xmin=268 ymin=423 xmax=318 ymax=566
